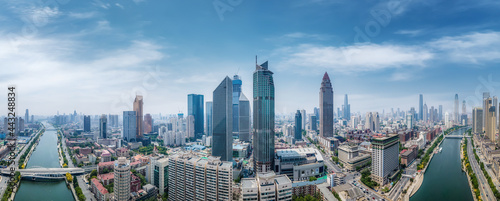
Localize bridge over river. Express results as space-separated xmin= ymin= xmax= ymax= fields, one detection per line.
xmin=1 ymin=167 xmax=85 ymax=181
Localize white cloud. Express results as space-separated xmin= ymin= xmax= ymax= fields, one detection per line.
xmin=395 ymin=29 xmax=424 ymax=37
xmin=429 ymin=31 xmax=500 ymax=63
xmin=68 ymin=12 xmax=97 ymax=19
xmin=115 ymin=3 xmax=124 ymax=9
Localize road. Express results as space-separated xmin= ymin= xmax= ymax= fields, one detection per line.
xmin=468 ymin=139 xmax=494 ymax=201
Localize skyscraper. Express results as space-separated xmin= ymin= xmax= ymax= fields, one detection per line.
xmin=114 ymin=157 xmax=131 ymax=201
xmin=25 ymin=109 xmax=29 ymax=124
xmin=371 ymin=134 xmax=399 ymax=186
xmin=206 ymin=101 xmax=213 ymax=136
xmin=144 ymin=113 xmax=153 ymax=134
xmin=484 ymin=98 xmax=496 ymax=143
xmin=123 ymin=111 xmax=137 ymax=142
xmin=188 ymin=94 xmax=204 ymax=140
xmin=84 ymin=115 xmax=91 ymax=132
xmin=419 ymin=94 xmax=423 ymax=121
xmin=343 ymin=94 xmax=351 ymax=120
xmin=239 ymin=93 xmax=251 ymax=142
xmin=295 ymin=110 xmax=302 ymax=141
xmin=133 ymin=95 xmax=144 ymax=139
xmin=300 ymin=109 xmax=306 ymax=130
xmin=423 ymin=104 xmax=428 ymax=122
xmin=472 ymin=108 xmax=483 ymax=134
xmin=310 ymin=115 xmax=317 ymax=131
xmin=213 ymin=76 xmax=233 ymax=162
xmin=99 ymin=114 xmax=107 ymax=139
xmin=232 ymin=75 xmax=242 ymax=138
xmin=320 ymin=72 xmax=334 ymax=138
xmin=454 ymin=94 xmax=459 ymax=123
xmin=253 ymin=60 xmax=275 ymax=173
xmin=483 ymin=92 xmax=490 ymax=126
xmin=439 ymin=105 xmax=443 ymax=121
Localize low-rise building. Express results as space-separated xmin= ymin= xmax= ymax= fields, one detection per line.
xmin=91 ymin=178 xmax=109 ymax=201
xmin=274 ymin=148 xmax=325 ymax=181
xmin=318 ymin=136 xmax=339 ymax=155
xmin=101 ymin=150 xmax=112 ymax=162
xmin=240 ymin=171 xmax=292 ymax=201
xmin=338 ymin=145 xmax=371 ymax=171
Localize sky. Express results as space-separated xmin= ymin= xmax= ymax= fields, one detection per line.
xmin=1 ymin=0 xmax=500 ymax=116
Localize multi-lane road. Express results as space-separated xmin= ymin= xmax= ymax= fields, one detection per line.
xmin=467 ymin=139 xmax=495 ymax=201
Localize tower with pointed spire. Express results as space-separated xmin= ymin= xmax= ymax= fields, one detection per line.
xmin=320 ymin=72 xmax=334 ymax=137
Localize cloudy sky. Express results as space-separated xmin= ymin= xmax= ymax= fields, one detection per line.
xmin=1 ymin=0 xmax=500 ymax=116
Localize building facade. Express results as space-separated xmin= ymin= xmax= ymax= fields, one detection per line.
xmin=371 ymin=134 xmax=399 ymax=186
xmin=114 ymin=157 xmax=131 ymax=201
xmin=319 ymin=72 xmax=334 ymax=138
xmin=213 ymin=76 xmax=233 ymax=162
xmin=188 ymin=94 xmax=204 ymax=140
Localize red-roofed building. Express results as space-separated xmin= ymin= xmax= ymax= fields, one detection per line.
xmin=98 ymin=161 xmax=115 ymax=174
xmin=131 ymin=173 xmax=141 ymax=193
xmin=98 ymin=172 xmax=114 ymax=186
xmin=91 ymin=178 xmax=109 ymax=201
xmin=117 ymin=147 xmax=129 ymax=158
xmin=101 ymin=150 xmax=112 ymax=162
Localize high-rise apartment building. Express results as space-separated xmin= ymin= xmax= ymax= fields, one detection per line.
xmin=371 ymin=134 xmax=399 ymax=186
xmin=99 ymin=114 xmax=107 ymax=139
xmin=188 ymin=94 xmax=204 ymax=140
xmin=133 ymin=95 xmax=144 ymax=139
xmin=144 ymin=113 xmax=153 ymax=134
xmin=366 ymin=112 xmax=380 ymax=132
xmin=253 ymin=61 xmax=275 ymax=173
xmin=454 ymin=94 xmax=459 ymax=123
xmin=300 ymin=109 xmax=306 ymax=131
xmin=472 ymin=108 xmax=483 ymax=134
xmin=295 ymin=110 xmax=302 ymax=141
xmin=310 ymin=115 xmax=317 ymax=131
xmin=213 ymin=76 xmax=233 ymax=162
xmin=114 ymin=157 xmax=131 ymax=201
xmin=168 ymin=153 xmax=232 ymax=201
xmin=25 ymin=109 xmax=29 ymax=124
xmin=484 ymin=98 xmax=496 ymax=143
xmin=423 ymin=104 xmax=428 ymax=122
xmin=439 ymin=105 xmax=443 ymax=121
xmin=241 ymin=171 xmax=292 ymax=201
xmin=152 ymin=158 xmax=169 ymax=195
xmin=123 ymin=111 xmax=137 ymax=142
xmin=320 ymin=72 xmax=334 ymax=138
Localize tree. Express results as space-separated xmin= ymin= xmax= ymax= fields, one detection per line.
xmin=66 ymin=173 xmax=73 ymax=182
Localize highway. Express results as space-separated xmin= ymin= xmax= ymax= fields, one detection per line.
xmin=467 ymin=139 xmax=494 ymax=201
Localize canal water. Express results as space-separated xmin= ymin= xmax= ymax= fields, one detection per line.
xmin=410 ymin=128 xmax=473 ymax=201
xmin=14 ymin=124 xmax=74 ymax=201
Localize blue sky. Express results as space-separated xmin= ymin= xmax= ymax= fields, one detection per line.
xmin=1 ymin=0 xmax=500 ymax=116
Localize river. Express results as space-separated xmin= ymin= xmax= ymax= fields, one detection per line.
xmin=14 ymin=123 xmax=74 ymax=201
xmin=410 ymin=128 xmax=473 ymax=201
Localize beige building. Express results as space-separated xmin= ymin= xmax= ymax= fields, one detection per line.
xmin=168 ymin=152 xmax=232 ymax=201
xmin=371 ymin=134 xmax=399 ymax=186
xmin=484 ymin=98 xmax=497 ymax=144
xmin=114 ymin=157 xmax=131 ymax=201
xmin=240 ymin=171 xmax=292 ymax=201
xmin=338 ymin=145 xmax=371 ymax=171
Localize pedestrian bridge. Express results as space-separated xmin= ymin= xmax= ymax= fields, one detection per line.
xmin=0 ymin=167 xmax=85 ymax=181
xmin=445 ymin=135 xmax=472 ymax=139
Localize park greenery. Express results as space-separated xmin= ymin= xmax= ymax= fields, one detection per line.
xmin=417 ymin=133 xmax=444 ymax=170
xmin=136 ymin=145 xmax=168 ymax=155
xmin=292 ymin=192 xmax=322 ymax=201
xmin=66 ymin=172 xmax=73 ymax=182
xmin=462 ymin=138 xmax=481 ymax=200
xmin=1 ymin=171 xmax=20 ymax=201
xmin=360 ymin=169 xmax=378 ymax=189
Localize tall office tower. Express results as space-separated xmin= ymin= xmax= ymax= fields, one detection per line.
xmin=99 ymin=114 xmax=107 ymax=139
xmin=419 ymin=94 xmax=423 ymax=121
xmin=123 ymin=111 xmax=137 ymax=142
xmin=342 ymin=94 xmax=350 ymax=121
xmin=206 ymin=101 xmax=213 ymax=136
xmin=213 ymin=76 xmax=233 ymax=162
xmin=462 ymin=100 xmax=467 ymax=115
xmin=483 ymin=92 xmax=490 ymax=127
xmin=494 ymin=96 xmax=499 ymax=129
xmin=406 ymin=111 xmax=414 ymax=129
xmin=31 ymin=115 xmax=34 ymax=123
xmin=152 ymin=158 xmax=169 ymax=195
xmin=241 ymin=171 xmax=293 ymax=201
xmin=168 ymin=153 xmax=233 ymax=201
xmin=429 ymin=106 xmax=435 ymax=122
xmin=371 ymin=134 xmax=399 ymax=186
xmin=133 ymin=95 xmax=144 ymax=139
xmin=84 ymin=115 xmax=91 ymax=132
xmin=320 ymin=72 xmax=334 ymax=138
xmin=25 ymin=109 xmax=29 ymax=123
xmin=439 ymin=105 xmax=443 ymax=121
xmin=351 ymin=116 xmax=359 ymax=128
xmin=187 ymin=94 xmax=204 ymax=140
xmin=314 ymin=107 xmax=320 ymax=119
xmin=114 ymin=157 xmax=131 ymax=201
xmin=423 ymin=104 xmax=428 ymax=122
xmin=454 ymin=94 xmax=459 ymax=123
xmin=253 ymin=60 xmax=275 ymax=173
xmin=484 ymin=98 xmax=497 ymax=143
xmin=144 ymin=113 xmax=153 ymax=134
xmin=410 ymin=107 xmax=416 ymax=121
xmin=365 ymin=112 xmax=380 ymax=132
xmin=337 ymin=108 xmax=342 ymax=118
xmin=310 ymin=116 xmax=317 ymax=131
xmin=232 ymin=75 xmax=242 ymax=138
xmin=186 ymin=115 xmax=195 ymax=139
xmin=239 ymin=93 xmax=251 ymax=142
xmin=294 ymin=110 xmax=302 ymax=141
xmin=300 ymin=109 xmax=306 ymax=130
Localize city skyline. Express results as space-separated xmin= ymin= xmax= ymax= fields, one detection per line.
xmin=1 ymin=1 xmax=500 ymax=116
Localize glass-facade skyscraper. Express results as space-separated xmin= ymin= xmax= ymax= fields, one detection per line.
xmin=239 ymin=93 xmax=251 ymax=142
xmin=320 ymin=72 xmax=334 ymax=138
xmin=213 ymin=76 xmax=233 ymax=161
xmin=232 ymin=75 xmax=242 ymax=138
xmin=253 ymin=61 xmax=275 ymax=173
xmin=295 ymin=110 xmax=302 ymax=141
xmin=206 ymin=101 xmax=213 ymax=136
xmin=188 ymin=94 xmax=204 ymax=140
xmin=123 ymin=111 xmax=137 ymax=142
xmin=419 ymin=94 xmax=423 ymax=121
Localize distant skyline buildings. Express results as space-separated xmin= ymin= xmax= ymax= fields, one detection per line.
xmin=343 ymin=94 xmax=350 ymax=121
xmin=99 ymin=114 xmax=107 ymax=139
xmin=253 ymin=60 xmax=275 ymax=173
xmin=123 ymin=111 xmax=137 ymax=142
xmin=294 ymin=110 xmax=302 ymax=142
xmin=205 ymin=101 xmax=213 ymax=137
xmin=319 ymin=72 xmax=334 ymax=138
xmin=83 ymin=115 xmax=91 ymax=132
xmin=419 ymin=94 xmax=423 ymax=121
xmin=454 ymin=94 xmax=459 ymax=123
xmin=133 ymin=95 xmax=144 ymax=139
xmin=187 ymin=94 xmax=204 ymax=140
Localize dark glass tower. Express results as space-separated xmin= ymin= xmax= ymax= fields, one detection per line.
xmin=84 ymin=115 xmax=91 ymax=132
xmin=232 ymin=75 xmax=242 ymax=139
xmin=188 ymin=94 xmax=204 ymax=140
xmin=295 ymin=110 xmax=302 ymax=141
xmin=419 ymin=94 xmax=423 ymax=121
xmin=253 ymin=61 xmax=275 ymax=173
xmin=320 ymin=72 xmax=334 ymax=138
xmin=213 ymin=76 xmax=233 ymax=161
